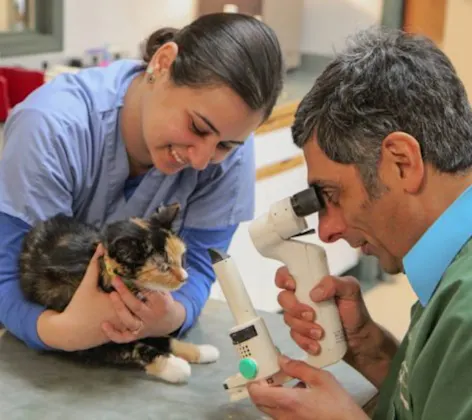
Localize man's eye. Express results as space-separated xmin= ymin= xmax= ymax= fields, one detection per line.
xmin=322 ymin=190 xmax=339 ymax=205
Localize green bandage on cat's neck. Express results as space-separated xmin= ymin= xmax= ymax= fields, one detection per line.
xmin=122 ymin=278 xmax=135 ymax=290
xmin=101 ymin=254 xmax=136 ymax=292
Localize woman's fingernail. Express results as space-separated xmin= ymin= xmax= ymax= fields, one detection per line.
xmin=311 ymin=286 xmax=324 ymax=300
xmin=302 ymin=312 xmax=313 ymax=321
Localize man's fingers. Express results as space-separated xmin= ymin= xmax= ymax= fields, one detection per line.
xmin=279 ymin=355 xmax=332 ymax=387
xmin=310 ymin=275 xmax=361 ymax=302
xmin=290 ymin=330 xmax=321 ymax=355
xmin=248 ymin=381 xmax=296 ymax=411
xmin=278 ymin=290 xmax=315 ymax=321
xmin=275 ymin=266 xmax=295 ymax=291
xmin=283 ymin=312 xmax=323 ymax=341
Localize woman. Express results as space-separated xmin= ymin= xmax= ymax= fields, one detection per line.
xmin=0 ymin=13 xmax=284 ymax=352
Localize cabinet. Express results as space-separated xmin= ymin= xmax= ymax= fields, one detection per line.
xmin=195 ymin=0 xmax=304 ymax=70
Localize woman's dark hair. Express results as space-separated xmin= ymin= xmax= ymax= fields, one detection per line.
xmin=141 ymin=13 xmax=284 ymax=121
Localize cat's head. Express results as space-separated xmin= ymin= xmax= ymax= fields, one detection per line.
xmin=100 ymin=203 xmax=187 ymax=292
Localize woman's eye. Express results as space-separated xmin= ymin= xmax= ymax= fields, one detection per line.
xmin=217 ymin=142 xmax=233 ymax=151
xmin=191 ymin=121 xmax=208 ymax=137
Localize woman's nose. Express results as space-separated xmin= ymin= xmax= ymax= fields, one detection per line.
xmin=187 ymin=141 xmax=215 ymax=170
xmin=317 ymin=207 xmax=347 ymax=244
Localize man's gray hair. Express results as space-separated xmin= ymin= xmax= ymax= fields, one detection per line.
xmin=292 ymin=26 xmax=472 ymax=195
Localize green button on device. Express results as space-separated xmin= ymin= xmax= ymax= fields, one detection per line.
xmin=239 ymin=358 xmax=258 ymax=379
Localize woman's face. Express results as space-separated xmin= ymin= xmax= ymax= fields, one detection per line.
xmin=139 ymin=43 xmax=264 ymax=175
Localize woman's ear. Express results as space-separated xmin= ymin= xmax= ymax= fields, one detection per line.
xmin=150 ymin=41 xmax=179 ymax=73
xmin=381 ymin=131 xmax=425 ymax=194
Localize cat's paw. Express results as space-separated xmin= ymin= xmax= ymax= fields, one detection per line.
xmin=196 ymin=344 xmax=220 ymax=364
xmin=146 ymin=355 xmax=191 ymax=384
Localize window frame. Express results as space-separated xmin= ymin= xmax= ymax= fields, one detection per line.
xmin=0 ymin=0 xmax=63 ymax=58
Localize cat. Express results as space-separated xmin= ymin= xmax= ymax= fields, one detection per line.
xmin=18 ymin=203 xmax=219 ymax=384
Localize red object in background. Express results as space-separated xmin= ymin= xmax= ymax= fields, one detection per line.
xmin=0 ymin=67 xmax=45 ymax=123
xmin=0 ymin=76 xmax=9 ymax=123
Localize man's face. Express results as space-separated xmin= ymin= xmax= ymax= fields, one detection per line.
xmin=303 ymin=135 xmax=424 ymax=274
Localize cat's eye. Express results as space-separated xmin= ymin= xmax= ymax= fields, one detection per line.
xmin=159 ymin=263 xmax=170 ymax=272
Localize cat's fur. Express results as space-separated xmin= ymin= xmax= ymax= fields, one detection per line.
xmin=18 ymin=203 xmax=219 ymax=384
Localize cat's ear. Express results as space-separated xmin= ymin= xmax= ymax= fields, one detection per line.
xmin=151 ymin=203 xmax=180 ymax=230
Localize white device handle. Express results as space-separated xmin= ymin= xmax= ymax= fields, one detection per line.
xmin=284 ymin=240 xmax=347 ymax=368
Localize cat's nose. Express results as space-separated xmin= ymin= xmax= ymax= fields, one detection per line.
xmin=179 ymin=268 xmax=188 ymax=282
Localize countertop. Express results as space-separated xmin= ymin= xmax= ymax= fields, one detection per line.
xmin=0 ymin=299 xmax=376 ymax=419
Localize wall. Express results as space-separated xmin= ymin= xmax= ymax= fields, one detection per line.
xmin=2 ymin=0 xmax=385 ymax=68
xmin=442 ymin=0 xmax=472 ymax=101
xmin=1 ymin=0 xmax=196 ymax=68
xmin=300 ymin=0 xmax=383 ymax=55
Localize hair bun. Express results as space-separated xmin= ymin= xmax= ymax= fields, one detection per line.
xmin=142 ymin=27 xmax=179 ymax=63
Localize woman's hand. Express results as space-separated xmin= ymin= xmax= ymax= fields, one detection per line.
xmin=101 ymin=277 xmax=186 ymax=342
xmin=37 ymin=244 xmax=127 ymax=351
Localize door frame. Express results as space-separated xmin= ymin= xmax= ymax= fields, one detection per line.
xmin=381 ymin=0 xmax=448 ymax=46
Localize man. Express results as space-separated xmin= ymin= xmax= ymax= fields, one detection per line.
xmin=247 ymin=26 xmax=472 ymax=419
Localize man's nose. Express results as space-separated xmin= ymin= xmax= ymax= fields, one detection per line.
xmin=187 ymin=140 xmax=215 ymax=170
xmin=317 ymin=207 xmax=347 ymax=244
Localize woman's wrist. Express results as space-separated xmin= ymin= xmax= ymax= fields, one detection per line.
xmin=166 ymin=300 xmax=186 ymax=335
xmin=37 ymin=309 xmax=77 ymax=351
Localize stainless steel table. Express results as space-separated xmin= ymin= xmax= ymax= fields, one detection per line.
xmin=0 ymin=299 xmax=376 ymax=419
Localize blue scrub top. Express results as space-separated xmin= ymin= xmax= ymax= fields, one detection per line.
xmin=0 ymin=59 xmax=256 ymax=349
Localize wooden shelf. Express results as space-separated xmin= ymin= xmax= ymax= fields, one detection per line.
xmin=256 ymin=100 xmax=299 ymax=135
xmin=254 ymin=99 xmax=303 ymax=182
xmin=255 ymin=153 xmax=305 ymax=182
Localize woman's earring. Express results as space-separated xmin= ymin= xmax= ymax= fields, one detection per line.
xmin=146 ymin=67 xmax=155 ymax=84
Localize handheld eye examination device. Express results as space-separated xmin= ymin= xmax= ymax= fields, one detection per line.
xmin=209 ymin=187 xmax=347 ymax=401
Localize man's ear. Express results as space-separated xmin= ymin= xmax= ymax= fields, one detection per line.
xmin=151 ymin=203 xmax=180 ymax=230
xmin=380 ymin=131 xmax=425 ymax=194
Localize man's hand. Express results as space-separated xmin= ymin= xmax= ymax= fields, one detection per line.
xmin=248 ymin=355 xmax=369 ymax=420
xmin=101 ymin=277 xmax=186 ymax=342
xmin=275 ymin=267 xmax=397 ymax=388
